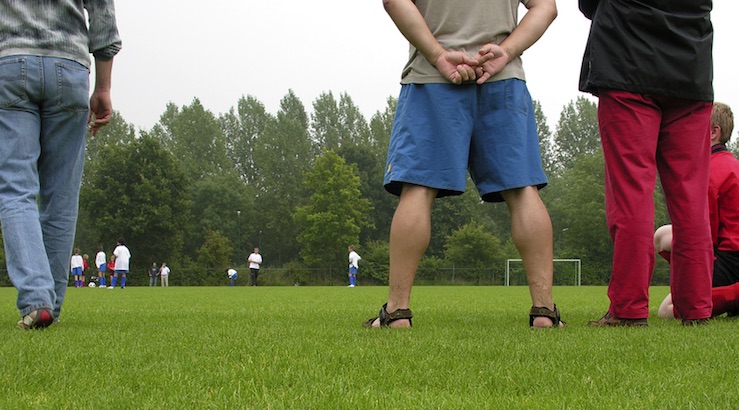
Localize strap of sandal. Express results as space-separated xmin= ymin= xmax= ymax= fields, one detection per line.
xmin=364 ymin=303 xmax=413 ymax=328
xmin=379 ymin=303 xmax=413 ymax=327
xmin=529 ymin=304 xmax=564 ymax=327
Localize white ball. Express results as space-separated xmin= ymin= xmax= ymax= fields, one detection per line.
xmin=88 ymin=282 xmax=97 ymax=288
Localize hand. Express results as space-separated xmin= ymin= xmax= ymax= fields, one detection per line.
xmin=473 ymin=44 xmax=511 ymax=85
xmin=88 ymin=89 xmax=113 ymax=136
xmin=432 ymin=50 xmax=481 ymax=85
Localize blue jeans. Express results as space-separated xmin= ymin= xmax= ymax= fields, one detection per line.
xmin=0 ymin=55 xmax=89 ymax=318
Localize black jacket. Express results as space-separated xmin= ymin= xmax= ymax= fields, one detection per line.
xmin=579 ymin=0 xmax=713 ymax=101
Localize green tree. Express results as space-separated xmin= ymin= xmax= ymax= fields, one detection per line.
xmin=553 ymin=96 xmax=600 ymax=170
xmin=81 ymin=135 xmax=190 ymax=271
xmin=252 ymin=90 xmax=313 ymax=265
xmin=150 ymin=98 xmax=229 ymax=180
xmin=186 ymin=173 xmax=256 ymax=264
xmin=360 ymin=240 xmax=390 ymax=284
xmin=220 ymin=95 xmax=276 ymax=185
xmin=293 ymin=150 xmax=373 ymax=278
xmin=197 ymin=228 xmax=232 ymax=277
xmin=443 ymin=221 xmax=503 ymax=283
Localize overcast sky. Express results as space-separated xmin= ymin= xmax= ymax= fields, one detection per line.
xmin=111 ymin=1 xmax=739 ymax=132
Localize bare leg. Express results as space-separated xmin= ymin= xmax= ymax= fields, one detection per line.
xmin=372 ymin=184 xmax=436 ymax=328
xmin=502 ymin=187 xmax=557 ymax=327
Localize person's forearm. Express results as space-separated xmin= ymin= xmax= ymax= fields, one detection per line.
xmin=93 ymin=58 xmax=114 ymax=92
xmin=500 ymin=0 xmax=557 ymax=59
xmin=383 ymin=0 xmax=444 ymax=65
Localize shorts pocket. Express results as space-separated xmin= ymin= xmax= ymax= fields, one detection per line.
xmin=54 ymin=61 xmax=89 ymax=112
xmin=0 ymin=57 xmax=28 ymax=108
xmin=504 ymin=79 xmax=531 ymax=116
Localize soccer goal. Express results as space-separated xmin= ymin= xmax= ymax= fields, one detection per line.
xmin=505 ymin=258 xmax=582 ymax=286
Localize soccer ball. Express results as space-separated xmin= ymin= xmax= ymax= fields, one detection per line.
xmin=88 ymin=282 xmax=97 ymax=288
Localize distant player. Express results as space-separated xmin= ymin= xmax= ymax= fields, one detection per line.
xmin=71 ymin=248 xmax=84 ymax=288
xmin=96 ymin=246 xmax=107 ymax=288
xmin=110 ymin=238 xmax=131 ymax=289
xmin=228 ymin=269 xmax=238 ymax=286
xmin=347 ymin=245 xmax=361 ymax=287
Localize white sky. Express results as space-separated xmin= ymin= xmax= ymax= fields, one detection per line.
xmin=111 ymin=1 xmax=739 ymax=132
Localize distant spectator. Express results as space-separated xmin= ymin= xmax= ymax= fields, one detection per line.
xmin=160 ymin=262 xmax=170 ymax=287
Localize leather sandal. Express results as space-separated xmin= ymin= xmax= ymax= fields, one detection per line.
xmin=363 ymin=303 xmax=413 ymax=328
xmin=529 ymin=304 xmax=565 ymax=328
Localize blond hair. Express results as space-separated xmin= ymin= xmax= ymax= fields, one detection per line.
xmin=712 ymin=102 xmax=734 ymax=144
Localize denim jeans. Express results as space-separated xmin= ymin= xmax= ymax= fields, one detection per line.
xmin=0 ymin=55 xmax=89 ymax=318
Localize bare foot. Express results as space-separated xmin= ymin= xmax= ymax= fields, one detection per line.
xmin=531 ymin=315 xmax=565 ymax=328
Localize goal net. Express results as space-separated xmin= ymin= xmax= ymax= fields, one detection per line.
xmin=505 ymin=259 xmax=581 ymax=286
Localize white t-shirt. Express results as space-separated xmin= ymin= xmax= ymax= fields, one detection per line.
xmin=227 ymin=269 xmax=237 ymax=278
xmin=113 ymin=245 xmax=131 ymax=271
xmin=70 ymin=254 xmax=84 ymax=270
xmin=248 ymin=253 xmax=262 ymax=270
xmin=160 ymin=266 xmax=170 ymax=276
xmin=95 ymin=251 xmax=106 ymax=267
xmin=348 ymin=251 xmax=361 ymax=269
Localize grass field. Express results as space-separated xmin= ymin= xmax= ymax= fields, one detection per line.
xmin=2 ymin=285 xmax=737 ymax=409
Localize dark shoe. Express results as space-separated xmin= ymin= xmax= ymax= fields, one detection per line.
xmin=17 ymin=308 xmax=54 ymax=330
xmin=587 ymin=312 xmax=648 ymax=327
xmin=682 ymin=318 xmax=710 ymax=326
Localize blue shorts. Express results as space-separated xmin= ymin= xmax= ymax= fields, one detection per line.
xmin=72 ymin=267 xmax=82 ymax=276
xmin=384 ymin=79 xmax=547 ymax=202
xmin=114 ymin=269 xmax=128 ymax=275
xmin=349 ymin=267 xmax=358 ymax=275
xmin=98 ymin=264 xmax=107 ymax=273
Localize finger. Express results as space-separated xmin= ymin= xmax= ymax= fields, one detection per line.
xmin=456 ymin=64 xmax=471 ymax=82
xmin=476 ymin=71 xmax=492 ymax=85
xmin=448 ymin=71 xmax=462 ymax=85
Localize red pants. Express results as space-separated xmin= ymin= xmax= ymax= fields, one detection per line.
xmin=599 ymin=90 xmax=713 ymax=320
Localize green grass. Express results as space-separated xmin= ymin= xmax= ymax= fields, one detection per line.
xmin=1 ymin=286 xmax=737 ymax=409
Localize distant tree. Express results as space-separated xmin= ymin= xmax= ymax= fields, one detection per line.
xmin=197 ymin=228 xmax=232 ymax=274
xmin=443 ymin=221 xmax=503 ymax=283
xmin=553 ymin=96 xmax=600 ymax=170
xmin=185 ymin=172 xmax=256 ymax=264
xmin=360 ymin=240 xmax=390 ymax=284
xmin=150 ymin=98 xmax=229 ymax=180
xmin=81 ymin=135 xmax=190 ymax=270
xmin=252 ymin=90 xmax=313 ymax=265
xmin=293 ymin=150 xmax=373 ymax=278
xmin=220 ymin=95 xmax=275 ymax=184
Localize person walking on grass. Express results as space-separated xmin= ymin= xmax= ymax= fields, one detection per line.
xmin=110 ymin=238 xmax=130 ymax=289
xmin=365 ymin=0 xmax=564 ymax=329
xmin=348 ymin=245 xmax=361 ymax=287
xmin=1 ymin=0 xmax=121 ymax=329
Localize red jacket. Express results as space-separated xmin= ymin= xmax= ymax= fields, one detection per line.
xmin=709 ymin=147 xmax=739 ymax=252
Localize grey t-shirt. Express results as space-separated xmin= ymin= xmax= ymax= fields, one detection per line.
xmin=400 ymin=0 xmax=528 ymax=85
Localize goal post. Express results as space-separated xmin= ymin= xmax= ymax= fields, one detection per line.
xmin=505 ymin=258 xmax=582 ymax=286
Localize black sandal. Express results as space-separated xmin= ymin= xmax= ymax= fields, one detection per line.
xmin=529 ymin=304 xmax=565 ymax=328
xmin=363 ymin=303 xmax=413 ymax=328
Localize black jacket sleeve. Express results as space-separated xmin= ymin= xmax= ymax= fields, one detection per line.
xmin=579 ymin=0 xmax=599 ymax=19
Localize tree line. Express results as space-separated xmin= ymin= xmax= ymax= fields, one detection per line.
xmin=3 ymin=91 xmax=735 ymax=286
